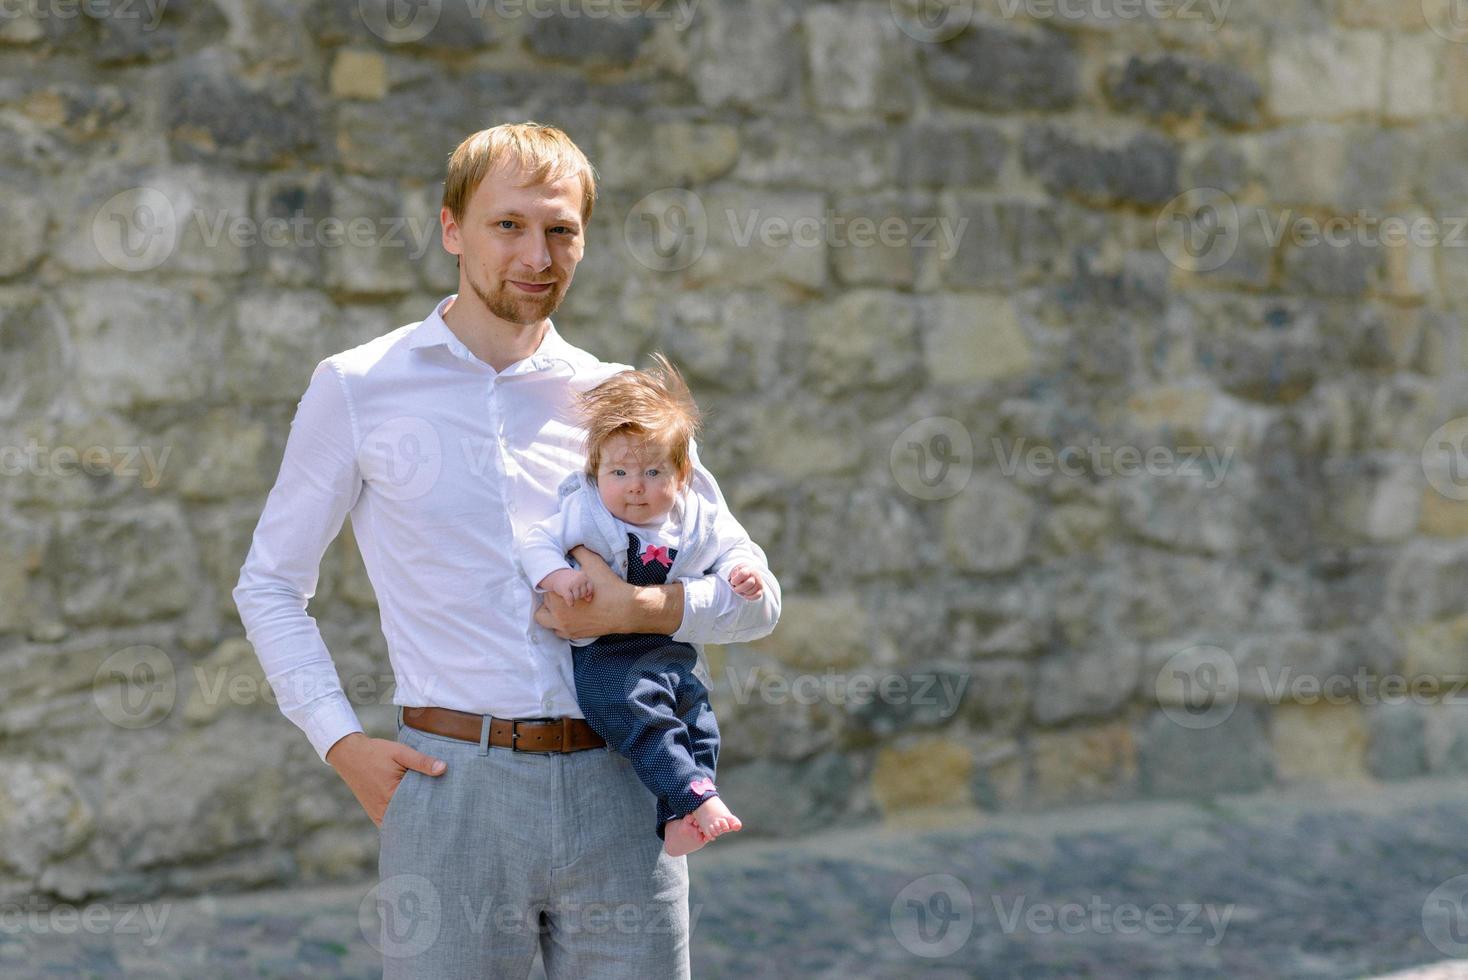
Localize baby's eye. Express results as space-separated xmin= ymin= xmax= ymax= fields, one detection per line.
xmin=646 ymin=468 xmax=660 ymax=477
xmin=611 ymin=468 xmax=626 ymax=477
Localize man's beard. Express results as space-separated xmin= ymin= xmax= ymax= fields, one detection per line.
xmin=469 ymin=274 xmax=567 ymax=326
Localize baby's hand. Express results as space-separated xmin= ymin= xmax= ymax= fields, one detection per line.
xmin=728 ymin=564 xmax=763 ymax=601
xmin=540 ymin=568 xmax=593 ymax=604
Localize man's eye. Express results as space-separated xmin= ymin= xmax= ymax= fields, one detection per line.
xmin=497 ymin=220 xmax=516 ymax=230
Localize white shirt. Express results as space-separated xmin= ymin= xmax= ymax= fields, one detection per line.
xmin=233 ymin=294 xmax=782 ymax=763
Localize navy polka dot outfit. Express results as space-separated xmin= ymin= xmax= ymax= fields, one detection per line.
xmin=573 ymin=531 xmax=721 ymax=840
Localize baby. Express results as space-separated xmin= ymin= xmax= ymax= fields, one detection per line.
xmin=517 ymin=353 xmax=767 ymax=857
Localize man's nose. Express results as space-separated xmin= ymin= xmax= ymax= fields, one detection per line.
xmin=517 ymin=234 xmax=552 ymax=273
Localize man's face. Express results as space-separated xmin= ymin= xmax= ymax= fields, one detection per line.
xmin=441 ymin=163 xmax=586 ymax=327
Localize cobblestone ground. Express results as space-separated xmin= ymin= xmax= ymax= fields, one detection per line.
xmin=6 ymin=776 xmax=1468 ymax=978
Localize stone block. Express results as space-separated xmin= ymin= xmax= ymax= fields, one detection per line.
xmin=871 ymin=737 xmax=972 ymax=813
xmin=1268 ymin=31 xmax=1384 ymax=119
xmin=1269 ymin=701 xmax=1370 ymax=782
xmin=943 ymin=475 xmax=1035 ymax=573
xmin=922 ymin=24 xmax=1078 ymax=111
xmin=921 ymin=293 xmax=1033 ymax=385
xmin=1030 ymin=721 xmax=1136 ymax=806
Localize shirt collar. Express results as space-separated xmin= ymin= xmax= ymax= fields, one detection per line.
xmin=408 ymin=294 xmax=580 ymax=375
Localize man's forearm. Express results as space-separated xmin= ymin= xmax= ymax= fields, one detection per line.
xmin=632 ymin=581 xmax=684 ymax=635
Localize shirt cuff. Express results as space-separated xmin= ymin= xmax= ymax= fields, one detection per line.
xmin=670 ymin=574 xmax=719 ymax=645
xmin=521 ymin=553 xmax=571 ymax=595
xmin=305 ymin=694 xmax=366 ymax=765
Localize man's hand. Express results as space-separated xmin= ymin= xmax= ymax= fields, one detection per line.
xmin=326 ymin=731 xmax=446 ymax=829
xmin=534 ymin=547 xmax=634 ymax=639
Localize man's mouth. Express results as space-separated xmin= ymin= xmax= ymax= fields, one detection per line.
xmin=510 ymin=280 xmax=554 ymax=294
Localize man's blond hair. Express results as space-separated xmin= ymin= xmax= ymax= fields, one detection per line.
xmin=441 ymin=121 xmax=598 ymax=225
xmin=578 ymin=353 xmax=703 ymax=486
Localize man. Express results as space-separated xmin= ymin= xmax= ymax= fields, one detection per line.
xmin=233 ymin=121 xmax=781 ymax=978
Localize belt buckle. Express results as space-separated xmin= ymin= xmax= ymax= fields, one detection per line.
xmin=510 ymin=718 xmax=521 ymax=749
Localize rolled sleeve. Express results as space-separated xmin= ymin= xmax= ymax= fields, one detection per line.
xmin=671 ymin=561 xmax=781 ymax=646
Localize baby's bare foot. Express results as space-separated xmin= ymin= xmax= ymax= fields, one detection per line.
xmin=663 ymin=814 xmax=709 ymax=857
xmin=690 ymin=796 xmax=742 ymax=841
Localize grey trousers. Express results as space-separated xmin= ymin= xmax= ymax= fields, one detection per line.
xmin=375 ymin=709 xmax=691 ymax=979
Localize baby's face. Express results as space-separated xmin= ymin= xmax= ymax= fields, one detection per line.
xmin=595 ymin=434 xmax=684 ymax=526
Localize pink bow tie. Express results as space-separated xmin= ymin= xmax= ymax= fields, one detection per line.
xmin=640 ymin=544 xmax=673 ymax=569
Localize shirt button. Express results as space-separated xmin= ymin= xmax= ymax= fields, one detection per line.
xmin=499 ymin=435 xmax=508 ymax=449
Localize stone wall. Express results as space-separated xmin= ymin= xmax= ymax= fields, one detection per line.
xmin=3 ymin=0 xmax=1468 ymax=903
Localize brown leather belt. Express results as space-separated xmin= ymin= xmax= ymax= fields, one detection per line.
xmin=402 ymin=706 xmax=605 ymax=753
